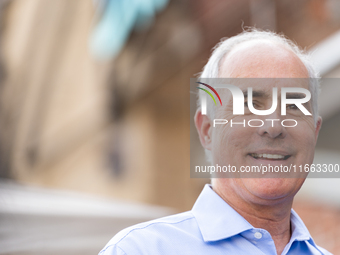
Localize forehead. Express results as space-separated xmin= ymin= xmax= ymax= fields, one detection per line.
xmin=218 ymin=78 xmax=310 ymax=102
xmin=219 ymin=40 xmax=309 ymax=79
xmin=231 ymin=78 xmax=309 ymax=91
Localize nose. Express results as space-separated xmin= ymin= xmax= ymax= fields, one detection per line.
xmin=257 ymin=113 xmax=287 ymax=139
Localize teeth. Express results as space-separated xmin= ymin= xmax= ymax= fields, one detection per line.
xmin=251 ymin=153 xmax=285 ymax=159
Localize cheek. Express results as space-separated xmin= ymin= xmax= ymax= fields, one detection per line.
xmin=289 ymin=119 xmax=317 ymax=158
xmin=211 ymin=126 xmax=231 ymax=161
xmin=211 ymin=123 xmax=253 ymax=163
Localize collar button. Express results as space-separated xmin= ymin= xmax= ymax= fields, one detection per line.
xmin=254 ymin=232 xmax=262 ymax=239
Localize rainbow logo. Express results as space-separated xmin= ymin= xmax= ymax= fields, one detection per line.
xmin=196 ymin=82 xmax=222 ymax=106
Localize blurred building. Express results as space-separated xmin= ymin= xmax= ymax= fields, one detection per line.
xmin=294 ymin=29 xmax=340 ymax=253
xmin=0 ymin=0 xmax=340 ymax=254
xmin=0 ymin=179 xmax=173 ymax=255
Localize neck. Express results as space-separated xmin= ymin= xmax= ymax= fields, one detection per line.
xmin=213 ymin=184 xmax=293 ymax=255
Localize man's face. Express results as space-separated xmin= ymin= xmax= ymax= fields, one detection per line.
xmin=195 ymin=40 xmax=322 ymax=205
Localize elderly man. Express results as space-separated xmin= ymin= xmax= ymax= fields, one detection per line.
xmin=99 ymin=30 xmax=331 ymax=255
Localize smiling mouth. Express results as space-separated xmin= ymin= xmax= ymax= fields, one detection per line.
xmin=249 ymin=153 xmax=291 ymax=160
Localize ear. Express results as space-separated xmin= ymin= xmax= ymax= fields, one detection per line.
xmin=194 ymin=109 xmax=213 ymax=150
xmin=315 ymin=116 xmax=322 ymax=141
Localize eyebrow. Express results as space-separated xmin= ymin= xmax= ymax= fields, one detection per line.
xmin=243 ymin=89 xmax=268 ymax=98
xmin=242 ymin=90 xmax=308 ymax=99
xmin=285 ymin=93 xmax=308 ymax=99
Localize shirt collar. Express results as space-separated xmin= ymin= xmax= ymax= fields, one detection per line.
xmin=290 ymin=208 xmax=312 ymax=241
xmin=192 ymin=184 xmax=315 ymax=246
xmin=191 ymin=184 xmax=253 ymax=242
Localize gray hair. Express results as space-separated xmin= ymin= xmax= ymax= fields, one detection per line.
xmin=197 ymin=28 xmax=320 ymax=163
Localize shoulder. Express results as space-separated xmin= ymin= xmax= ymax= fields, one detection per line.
xmin=99 ymin=211 xmax=197 ymax=255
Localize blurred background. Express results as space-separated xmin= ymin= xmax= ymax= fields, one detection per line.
xmin=0 ymin=0 xmax=339 ymax=254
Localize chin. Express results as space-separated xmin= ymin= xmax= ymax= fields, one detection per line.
xmin=242 ymin=178 xmax=302 ymax=202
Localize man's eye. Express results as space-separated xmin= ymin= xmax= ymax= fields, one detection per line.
xmin=287 ymin=104 xmax=298 ymax=110
xmin=245 ymin=101 xmax=259 ymax=108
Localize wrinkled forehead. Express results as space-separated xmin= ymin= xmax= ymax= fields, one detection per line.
xmin=215 ymin=78 xmax=310 ymax=102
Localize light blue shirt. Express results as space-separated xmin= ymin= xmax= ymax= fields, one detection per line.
xmin=99 ymin=184 xmax=332 ymax=255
